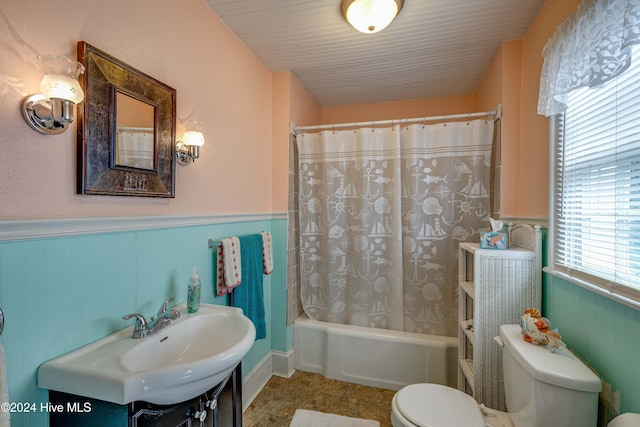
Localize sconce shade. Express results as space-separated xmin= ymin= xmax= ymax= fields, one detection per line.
xmin=176 ymin=120 xmax=205 ymax=165
xmin=22 ymin=55 xmax=85 ymax=135
xmin=182 ymin=130 xmax=205 ymax=147
xmin=340 ymin=0 xmax=404 ymax=34
xmin=40 ymin=74 xmax=84 ymax=104
xmin=39 ymin=55 xmax=85 ymax=103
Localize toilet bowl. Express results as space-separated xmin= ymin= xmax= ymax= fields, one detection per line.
xmin=608 ymin=413 xmax=640 ymax=427
xmin=391 ymin=324 xmax=602 ymax=427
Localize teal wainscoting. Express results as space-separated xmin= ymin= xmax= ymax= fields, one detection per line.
xmin=269 ymin=219 xmax=294 ymax=353
xmin=544 ymin=274 xmax=640 ymax=415
xmin=0 ymin=215 xmax=288 ymax=427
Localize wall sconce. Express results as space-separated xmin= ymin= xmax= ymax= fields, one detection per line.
xmin=340 ymin=0 xmax=404 ymax=34
xmin=176 ymin=120 xmax=205 ymax=165
xmin=22 ymin=55 xmax=85 ymax=135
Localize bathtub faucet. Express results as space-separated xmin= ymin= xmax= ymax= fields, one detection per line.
xmin=122 ymin=297 xmax=181 ymax=339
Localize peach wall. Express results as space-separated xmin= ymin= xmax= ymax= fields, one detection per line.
xmin=474 ymin=45 xmax=504 ymax=112
xmin=474 ymin=41 xmax=523 ymax=217
xmin=289 ymin=73 xmax=322 ymax=129
xmin=472 ymin=0 xmax=581 ymax=219
xmin=0 ymin=0 xmax=587 ymax=220
xmin=320 ymin=95 xmax=474 ymax=124
xmin=517 ymin=0 xmax=581 ymax=217
xmin=271 ymin=72 xmax=292 ymax=213
xmin=271 ymin=72 xmax=320 ymax=212
xmin=0 ymin=0 xmax=273 ymax=218
xmin=501 ymin=41 xmax=523 ymax=218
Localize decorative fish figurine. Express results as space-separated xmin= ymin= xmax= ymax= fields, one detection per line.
xmin=520 ymin=307 xmax=564 ymax=352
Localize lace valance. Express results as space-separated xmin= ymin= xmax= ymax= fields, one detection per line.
xmin=538 ymin=0 xmax=640 ymax=117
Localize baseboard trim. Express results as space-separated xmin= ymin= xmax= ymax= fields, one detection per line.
xmin=272 ymin=349 xmax=296 ymax=378
xmin=241 ymin=349 xmax=296 ymax=412
xmin=242 ymin=352 xmax=272 ymax=412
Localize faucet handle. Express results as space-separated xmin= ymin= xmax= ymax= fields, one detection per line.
xmin=159 ymin=297 xmax=175 ymax=314
xmin=123 ymin=313 xmax=150 ymax=339
xmin=122 ymin=313 xmax=148 ymax=330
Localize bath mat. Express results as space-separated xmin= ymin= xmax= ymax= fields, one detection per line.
xmin=290 ymin=409 xmax=380 ymax=427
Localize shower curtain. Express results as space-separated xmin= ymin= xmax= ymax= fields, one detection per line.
xmin=294 ymin=119 xmax=494 ymax=336
xmin=116 ymin=128 xmax=154 ymax=170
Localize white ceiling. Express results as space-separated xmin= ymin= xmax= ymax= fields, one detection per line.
xmin=205 ymin=0 xmax=546 ymax=106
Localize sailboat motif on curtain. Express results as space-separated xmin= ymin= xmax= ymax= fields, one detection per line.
xmin=297 ymin=120 xmax=494 ymax=336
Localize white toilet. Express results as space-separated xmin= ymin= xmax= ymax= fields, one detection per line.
xmin=608 ymin=413 xmax=640 ymax=427
xmin=391 ymin=323 xmax=604 ymax=427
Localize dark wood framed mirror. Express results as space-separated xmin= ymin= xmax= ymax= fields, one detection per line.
xmin=77 ymin=41 xmax=176 ymax=197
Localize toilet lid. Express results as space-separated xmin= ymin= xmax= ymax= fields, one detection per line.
xmin=395 ymin=384 xmax=485 ymax=427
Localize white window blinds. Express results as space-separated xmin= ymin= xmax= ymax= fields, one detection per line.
xmin=553 ymin=44 xmax=640 ymax=304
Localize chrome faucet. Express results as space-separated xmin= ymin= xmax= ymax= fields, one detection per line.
xmin=122 ymin=297 xmax=181 ymax=339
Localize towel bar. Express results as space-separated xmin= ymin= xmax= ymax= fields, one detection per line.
xmin=0 ymin=307 xmax=4 ymax=336
xmin=208 ymin=232 xmax=266 ymax=248
xmin=208 ymin=239 xmax=222 ymax=248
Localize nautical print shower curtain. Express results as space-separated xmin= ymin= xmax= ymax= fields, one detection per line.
xmin=295 ymin=119 xmax=494 ymax=336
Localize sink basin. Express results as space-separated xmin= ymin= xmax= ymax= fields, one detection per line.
xmin=38 ymin=303 xmax=255 ymax=405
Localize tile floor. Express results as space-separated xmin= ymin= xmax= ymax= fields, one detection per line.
xmin=242 ymin=370 xmax=397 ymax=427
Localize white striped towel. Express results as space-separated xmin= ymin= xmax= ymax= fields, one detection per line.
xmin=216 ymin=237 xmax=242 ymax=296
xmin=260 ymin=232 xmax=274 ymax=275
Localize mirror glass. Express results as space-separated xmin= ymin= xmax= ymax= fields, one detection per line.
xmin=77 ymin=41 xmax=176 ymax=198
xmin=115 ymin=92 xmax=155 ymax=170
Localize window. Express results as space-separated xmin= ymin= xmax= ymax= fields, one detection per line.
xmin=551 ymin=44 xmax=640 ymax=305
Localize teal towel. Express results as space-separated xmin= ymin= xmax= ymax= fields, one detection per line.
xmin=234 ymin=234 xmax=266 ymax=340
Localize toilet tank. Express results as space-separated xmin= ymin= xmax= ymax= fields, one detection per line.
xmin=499 ymin=324 xmax=601 ymax=427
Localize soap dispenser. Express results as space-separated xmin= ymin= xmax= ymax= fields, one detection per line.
xmin=187 ymin=267 xmax=201 ymax=313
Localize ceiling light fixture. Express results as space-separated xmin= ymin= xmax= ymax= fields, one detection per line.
xmin=340 ymin=0 xmax=404 ymax=34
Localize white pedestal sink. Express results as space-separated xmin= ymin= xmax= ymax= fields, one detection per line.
xmin=38 ymin=303 xmax=255 ymax=405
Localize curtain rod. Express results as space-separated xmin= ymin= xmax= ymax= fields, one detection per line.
xmin=292 ymin=104 xmax=502 ymax=134
xmin=116 ymin=126 xmax=154 ymax=133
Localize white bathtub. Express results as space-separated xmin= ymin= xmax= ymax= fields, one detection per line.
xmin=294 ymin=313 xmax=458 ymax=390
